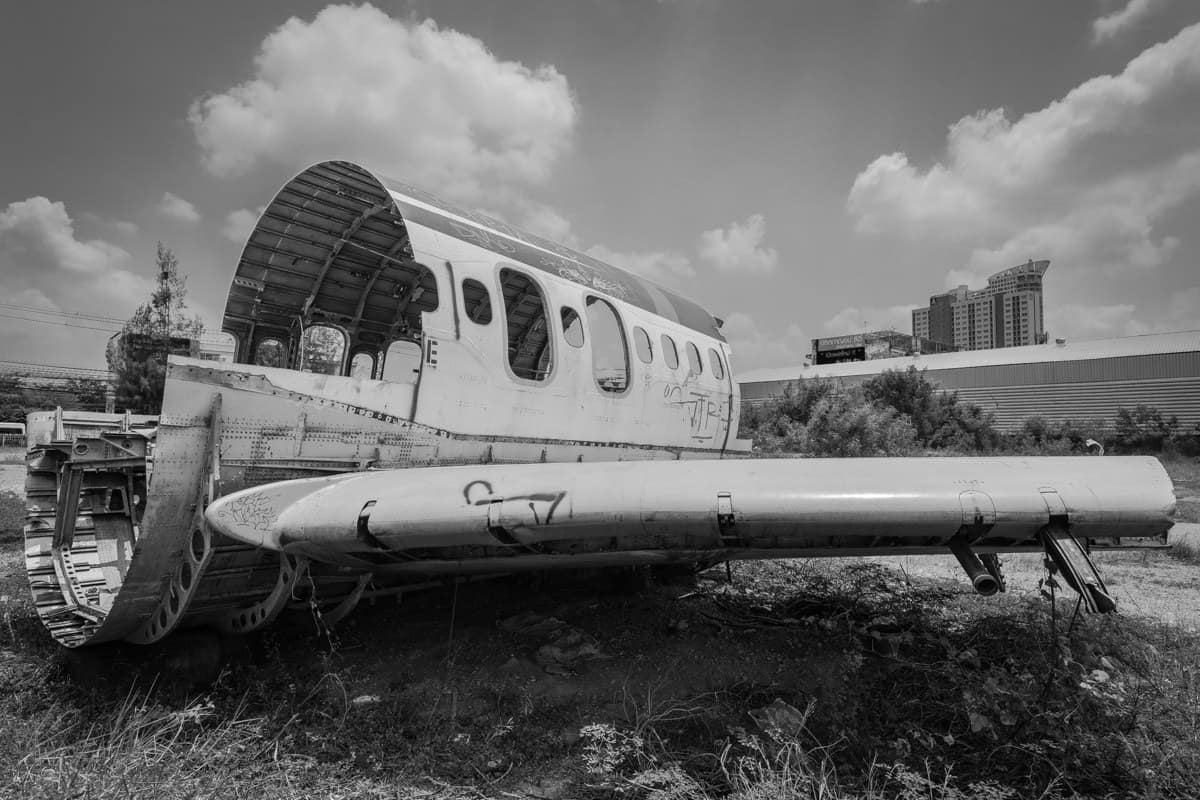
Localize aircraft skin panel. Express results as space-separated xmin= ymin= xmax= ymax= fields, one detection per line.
xmin=399 ymin=220 xmax=740 ymax=450
xmin=203 ymin=456 xmax=1175 ymax=574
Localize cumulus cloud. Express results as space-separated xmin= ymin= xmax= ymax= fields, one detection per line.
xmin=0 ymin=197 xmax=150 ymax=366
xmin=518 ymin=204 xmax=580 ymax=249
xmin=1049 ymin=287 xmax=1200 ymax=341
xmin=697 ymin=214 xmax=778 ymax=274
xmin=1050 ymin=303 xmax=1146 ymax=340
xmin=189 ymin=4 xmax=577 ymax=205
xmin=585 ymin=243 xmax=695 ymax=287
xmin=847 ymin=22 xmax=1200 ymax=284
xmin=1093 ymin=0 xmax=1168 ymax=43
xmin=222 ymin=207 xmax=265 ymax=244
xmin=822 ymin=304 xmax=915 ymax=335
xmin=720 ymin=312 xmax=810 ymax=372
xmin=157 ymin=192 xmax=201 ymax=224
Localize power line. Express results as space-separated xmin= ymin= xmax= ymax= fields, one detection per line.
xmin=0 ymin=357 xmax=110 ymax=370
xmin=0 ymin=311 xmax=124 ymax=334
xmin=0 ymin=302 xmax=129 ymax=325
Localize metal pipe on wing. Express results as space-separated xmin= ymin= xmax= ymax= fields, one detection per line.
xmin=204 ymin=456 xmax=1176 ymax=577
xmin=947 ymin=533 xmax=1001 ymax=596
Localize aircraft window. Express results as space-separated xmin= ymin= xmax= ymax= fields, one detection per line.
xmin=685 ymin=341 xmax=703 ymax=375
xmin=462 ymin=278 xmax=493 ymax=324
xmin=661 ymin=334 xmax=679 ymax=369
xmin=349 ymin=351 xmax=376 ymax=379
xmin=254 ymin=338 xmax=286 ymax=368
xmin=633 ymin=326 xmax=653 ymax=364
xmin=300 ymin=325 xmax=347 ymax=375
xmin=501 ymin=268 xmax=551 ymax=381
xmin=382 ymin=340 xmax=421 ymax=382
xmin=561 ymin=307 xmax=584 ymax=348
xmin=585 ymin=296 xmax=628 ymax=393
xmin=708 ymin=348 xmax=725 ymax=380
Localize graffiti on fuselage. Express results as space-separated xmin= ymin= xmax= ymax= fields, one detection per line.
xmin=214 ymin=491 xmax=277 ymax=533
xmin=662 ymin=383 xmax=728 ymax=441
xmin=462 ymin=479 xmax=567 ymax=526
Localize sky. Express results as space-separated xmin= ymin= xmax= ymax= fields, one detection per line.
xmin=1 ymin=0 xmax=1198 ymax=372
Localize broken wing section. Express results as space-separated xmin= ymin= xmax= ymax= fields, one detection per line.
xmin=205 ymin=457 xmax=1175 ymax=600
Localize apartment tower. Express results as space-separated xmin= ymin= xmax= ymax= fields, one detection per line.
xmin=912 ymin=259 xmax=1048 ymax=351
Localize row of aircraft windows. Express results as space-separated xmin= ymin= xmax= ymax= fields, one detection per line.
xmin=248 ymin=267 xmax=727 ymax=390
xmin=473 ymin=269 xmax=725 ymax=392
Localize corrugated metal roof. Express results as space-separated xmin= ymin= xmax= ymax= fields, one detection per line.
xmin=737 ymin=330 xmax=1200 ymax=385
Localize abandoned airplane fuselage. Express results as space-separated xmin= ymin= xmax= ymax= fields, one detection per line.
xmin=23 ymin=161 xmax=1177 ymax=648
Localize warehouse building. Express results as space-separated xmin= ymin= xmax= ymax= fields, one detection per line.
xmin=738 ymin=330 xmax=1200 ymax=432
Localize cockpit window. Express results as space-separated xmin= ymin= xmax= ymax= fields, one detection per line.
xmin=661 ymin=334 xmax=679 ymax=369
xmin=501 ymin=268 xmax=551 ymax=381
xmin=633 ymin=326 xmax=653 ymax=364
xmin=350 ymin=351 xmax=377 ymax=379
xmin=254 ymin=338 xmax=286 ymax=368
xmin=561 ymin=307 xmax=585 ymax=348
xmin=708 ymin=348 xmax=725 ymax=380
xmin=462 ymin=278 xmax=493 ymax=324
xmin=300 ymin=325 xmax=346 ymax=375
xmin=685 ymin=341 xmax=703 ymax=375
xmin=382 ymin=340 xmax=421 ymax=382
xmin=586 ymin=296 xmax=629 ymax=393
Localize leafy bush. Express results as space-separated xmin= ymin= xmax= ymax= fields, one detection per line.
xmin=743 ymin=369 xmax=997 ymax=455
xmin=792 ymin=394 xmax=919 ymax=457
xmin=747 ymin=381 xmax=918 ymax=456
xmin=861 ymin=367 xmax=999 ymax=452
xmin=1010 ymin=416 xmax=1113 ymax=455
xmin=1114 ymin=405 xmax=1178 ymax=453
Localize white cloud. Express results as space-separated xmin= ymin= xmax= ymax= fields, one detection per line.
xmin=585 ymin=243 xmax=695 ymax=287
xmin=697 ymin=214 xmax=778 ymax=274
xmin=847 ymin=22 xmax=1200 ymax=282
xmin=822 ymin=304 xmax=915 ymax=335
xmin=113 ymin=220 xmax=139 ymax=236
xmin=222 ymin=207 xmax=265 ymax=245
xmin=1093 ymin=0 xmax=1168 ymax=43
xmin=157 ymin=192 xmax=201 ymax=224
xmin=518 ymin=203 xmax=580 ymax=249
xmin=0 ymin=197 xmax=150 ymax=367
xmin=189 ymin=4 xmax=577 ymax=206
xmin=1050 ymin=303 xmax=1146 ymax=340
xmin=720 ymin=312 xmax=810 ymax=372
xmin=1048 ymin=287 xmax=1200 ymax=341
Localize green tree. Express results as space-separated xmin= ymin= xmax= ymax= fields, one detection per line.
xmin=0 ymin=373 xmax=27 ymax=422
xmin=862 ymin=366 xmax=998 ymax=451
xmin=106 ymin=243 xmax=204 ymax=414
xmin=65 ymin=377 xmax=108 ymax=412
xmin=794 ymin=392 xmax=919 ymax=456
xmin=746 ymin=380 xmax=918 ymax=456
xmin=1114 ymin=405 xmax=1177 ymax=453
xmin=860 ymin=366 xmax=944 ymax=443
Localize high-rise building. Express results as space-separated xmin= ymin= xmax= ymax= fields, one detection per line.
xmin=911 ymin=259 xmax=1049 ymax=351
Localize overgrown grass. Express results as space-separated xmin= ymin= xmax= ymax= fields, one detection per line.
xmin=554 ymin=561 xmax=1200 ymax=798
xmin=2 ymin=454 xmax=1199 ymax=798
xmin=3 ymin=558 xmax=1200 ymax=798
